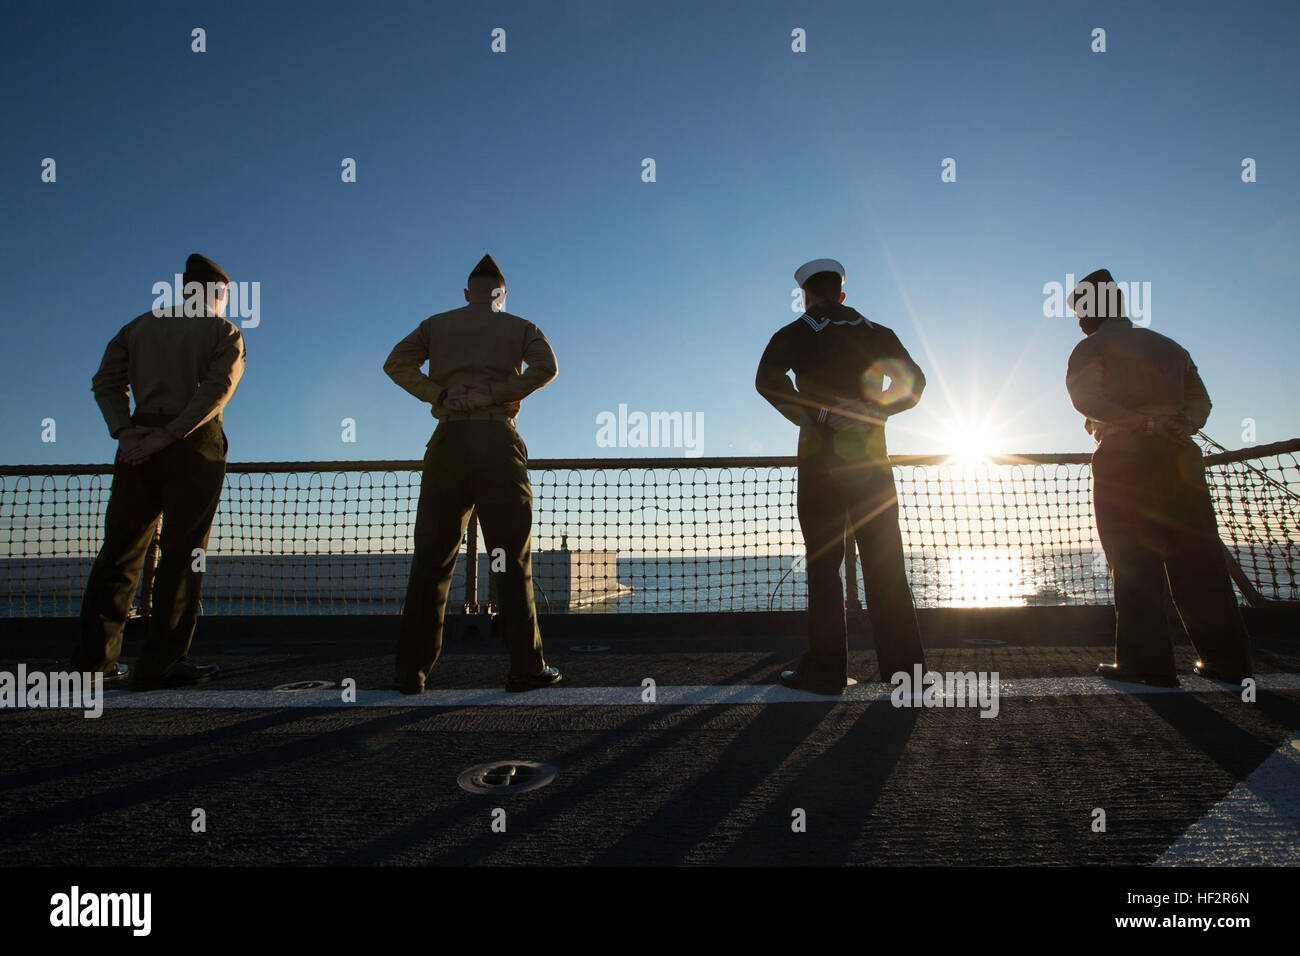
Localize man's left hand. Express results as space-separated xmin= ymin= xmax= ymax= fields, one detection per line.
xmin=115 ymin=426 xmax=153 ymax=463
xmin=826 ymin=398 xmax=884 ymax=431
xmin=444 ymin=383 xmax=493 ymax=411
xmin=119 ymin=426 xmax=176 ymax=465
xmin=1156 ymin=414 xmax=1197 ymax=439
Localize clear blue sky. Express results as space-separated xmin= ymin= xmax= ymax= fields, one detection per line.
xmin=3 ymin=0 xmax=1296 ymax=465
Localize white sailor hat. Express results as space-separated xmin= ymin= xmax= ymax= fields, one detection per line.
xmin=794 ymin=258 xmax=846 ymax=287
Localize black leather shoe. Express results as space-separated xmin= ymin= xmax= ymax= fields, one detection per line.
xmin=779 ymin=669 xmax=847 ymax=696
xmin=1096 ymin=664 xmax=1180 ymax=687
xmin=505 ymin=665 xmax=562 ymax=693
xmin=131 ymin=658 xmax=220 ymax=691
xmin=1193 ymin=661 xmax=1251 ymax=684
xmin=101 ymin=663 xmax=129 ymax=685
xmin=393 ymin=679 xmax=425 ymax=695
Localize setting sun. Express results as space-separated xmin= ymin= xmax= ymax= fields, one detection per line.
xmin=941 ymin=420 xmax=1006 ymax=465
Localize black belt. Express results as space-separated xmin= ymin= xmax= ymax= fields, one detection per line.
xmin=439 ymin=411 xmax=516 ymax=426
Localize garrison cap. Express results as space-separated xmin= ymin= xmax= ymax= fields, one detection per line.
xmin=1067 ymin=268 xmax=1116 ymax=314
xmin=468 ymin=254 xmax=505 ymax=285
xmin=794 ymin=258 xmax=845 ymax=288
xmin=183 ymin=252 xmax=231 ymax=287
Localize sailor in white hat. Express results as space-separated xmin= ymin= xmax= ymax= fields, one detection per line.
xmin=756 ymin=258 xmax=929 ymax=694
xmin=793 ymin=257 xmax=846 ymax=291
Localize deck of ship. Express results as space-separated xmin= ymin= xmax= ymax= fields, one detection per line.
xmin=1 ymin=610 xmax=1297 ymax=869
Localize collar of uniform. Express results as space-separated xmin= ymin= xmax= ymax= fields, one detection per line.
xmin=1094 ymin=315 xmax=1134 ymax=334
xmin=800 ymin=303 xmax=873 ymax=332
xmin=154 ymin=305 xmax=221 ymax=318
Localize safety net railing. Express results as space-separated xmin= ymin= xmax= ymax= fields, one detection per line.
xmin=1 ymin=440 xmax=1297 ymax=617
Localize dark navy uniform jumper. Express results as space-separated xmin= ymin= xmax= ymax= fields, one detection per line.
xmin=757 ymin=300 xmax=928 ymax=685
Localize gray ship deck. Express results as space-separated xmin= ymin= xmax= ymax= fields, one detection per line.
xmin=2 ymin=612 xmax=1297 ymax=869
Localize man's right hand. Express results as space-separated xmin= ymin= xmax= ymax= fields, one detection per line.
xmin=1155 ymin=414 xmax=1197 ymax=439
xmin=826 ymin=398 xmax=884 ymax=431
xmin=443 ymin=383 xmax=493 ymax=411
xmin=116 ymin=426 xmax=153 ymax=463
xmin=118 ymin=426 xmax=176 ymax=465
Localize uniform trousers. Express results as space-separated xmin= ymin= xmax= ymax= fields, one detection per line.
xmin=796 ymin=425 xmax=927 ymax=684
xmin=71 ymin=414 xmax=227 ymax=679
xmin=1092 ymin=433 xmax=1252 ymax=677
xmin=396 ymin=420 xmax=545 ymax=684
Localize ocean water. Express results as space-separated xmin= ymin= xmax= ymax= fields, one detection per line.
xmin=4 ymin=545 xmax=1292 ymax=617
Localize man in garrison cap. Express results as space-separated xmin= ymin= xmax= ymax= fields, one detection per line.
xmin=756 ymin=259 xmax=928 ymax=694
xmin=72 ymin=253 xmax=246 ymax=691
xmin=384 ymin=254 xmax=561 ymax=693
xmin=1066 ymin=268 xmax=1252 ymax=686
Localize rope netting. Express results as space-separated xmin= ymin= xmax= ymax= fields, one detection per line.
xmin=2 ymin=441 xmax=1296 ymax=617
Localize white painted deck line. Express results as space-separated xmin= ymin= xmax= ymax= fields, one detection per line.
xmin=1156 ymin=733 xmax=1300 ymax=866
xmin=27 ymin=671 xmax=1298 ymax=709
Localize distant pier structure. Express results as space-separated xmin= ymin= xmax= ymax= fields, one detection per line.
xmin=469 ymin=549 xmax=631 ymax=612
xmin=457 ymin=520 xmax=630 ymax=612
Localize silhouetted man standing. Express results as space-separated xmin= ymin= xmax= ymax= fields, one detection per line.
xmin=73 ymin=253 xmax=246 ymax=691
xmin=757 ymin=259 xmax=928 ymax=694
xmin=385 ymin=254 xmax=560 ymax=694
xmin=1066 ymin=268 xmax=1253 ymax=686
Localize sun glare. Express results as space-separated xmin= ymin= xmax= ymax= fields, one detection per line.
xmin=943 ymin=422 xmax=1003 ymax=465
